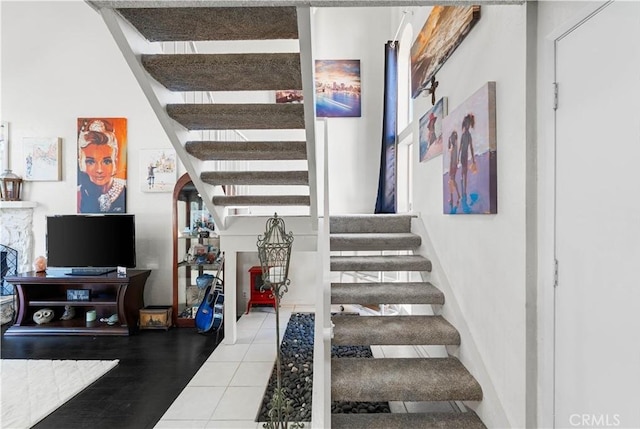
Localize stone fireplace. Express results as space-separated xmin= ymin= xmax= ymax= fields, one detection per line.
xmin=0 ymin=201 xmax=37 ymax=324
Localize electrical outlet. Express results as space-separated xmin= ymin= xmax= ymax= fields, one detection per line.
xmin=243 ymin=291 xmax=247 ymax=299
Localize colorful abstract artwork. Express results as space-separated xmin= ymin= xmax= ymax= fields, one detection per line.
xmin=140 ymin=149 xmax=177 ymax=193
xmin=442 ymin=82 xmax=496 ymax=214
xmin=77 ymin=117 xmax=127 ymax=213
xmin=419 ymin=97 xmax=447 ymax=162
xmin=22 ymin=137 xmax=62 ymax=181
xmin=411 ymin=6 xmax=481 ymax=98
xmin=276 ymin=90 xmax=303 ymax=104
xmin=315 ymin=60 xmax=361 ymax=117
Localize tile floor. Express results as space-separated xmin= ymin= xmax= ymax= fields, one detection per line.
xmin=155 ymin=305 xmax=300 ymax=429
xmin=155 ymin=304 xmax=456 ymax=428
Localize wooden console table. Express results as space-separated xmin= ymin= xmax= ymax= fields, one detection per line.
xmin=4 ymin=269 xmax=151 ymax=336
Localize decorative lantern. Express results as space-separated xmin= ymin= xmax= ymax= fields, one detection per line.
xmin=0 ymin=169 xmax=23 ymax=201
xmin=257 ymin=213 xmax=293 ymax=291
xmin=256 ymin=213 xmax=301 ymax=429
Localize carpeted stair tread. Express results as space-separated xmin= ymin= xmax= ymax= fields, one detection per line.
xmin=332 ymin=411 xmax=487 ymax=429
xmin=141 ymin=53 xmax=301 ymax=92
xmin=331 ymin=255 xmax=432 ymax=272
xmin=330 ymin=214 xmax=412 ymax=234
xmin=331 ymin=281 xmax=444 ymax=305
xmin=117 ymin=7 xmax=298 ymax=42
xmin=201 ymin=170 xmax=308 ymax=186
xmin=332 ymin=357 xmax=483 ymax=402
xmin=167 ymin=103 xmax=305 ymax=130
xmin=330 ymin=232 xmax=421 ymax=251
xmin=185 ymin=141 xmax=307 ymax=161
xmin=332 ymin=315 xmax=460 ymax=346
xmin=212 ymin=195 xmax=310 ymax=206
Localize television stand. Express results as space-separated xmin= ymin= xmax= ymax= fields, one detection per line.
xmin=66 ymin=268 xmax=116 ymax=276
xmin=4 ymin=269 xmax=151 ymax=336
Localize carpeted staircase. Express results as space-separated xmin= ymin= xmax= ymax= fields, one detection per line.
xmin=92 ymin=4 xmax=485 ymax=426
xmin=95 ymin=4 xmax=315 ymax=228
xmin=330 ymin=214 xmax=485 ymax=429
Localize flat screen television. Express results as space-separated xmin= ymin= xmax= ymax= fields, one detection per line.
xmin=46 ymin=214 xmax=136 ymax=275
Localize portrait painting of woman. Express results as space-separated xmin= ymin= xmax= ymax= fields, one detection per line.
xmin=77 ymin=117 xmax=127 ymax=213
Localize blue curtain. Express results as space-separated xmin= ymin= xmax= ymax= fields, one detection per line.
xmin=374 ymin=41 xmax=398 ymax=214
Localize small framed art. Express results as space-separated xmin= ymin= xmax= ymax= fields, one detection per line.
xmin=67 ymin=289 xmax=91 ymax=301
xmin=23 ymin=137 xmax=62 ymax=181
xmin=419 ymin=97 xmax=447 ymax=162
xmin=140 ymin=149 xmax=177 ymax=192
xmin=315 ymin=59 xmax=361 ymax=118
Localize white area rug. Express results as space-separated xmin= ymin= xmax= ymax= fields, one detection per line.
xmin=1 ymin=359 xmax=119 ymax=429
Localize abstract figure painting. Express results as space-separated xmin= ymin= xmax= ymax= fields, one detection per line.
xmin=419 ymin=97 xmax=447 ymax=162
xmin=442 ymin=82 xmax=496 ymax=215
xmin=77 ymin=117 xmax=127 ymax=213
xmin=315 ymin=60 xmax=361 ymax=117
xmin=411 ymin=6 xmax=481 ymax=98
xmin=23 ymin=137 xmax=62 ymax=181
xmin=140 ymin=149 xmax=177 ymax=193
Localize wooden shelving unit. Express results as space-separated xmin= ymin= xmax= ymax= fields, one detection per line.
xmin=4 ymin=269 xmax=151 ymax=336
xmin=172 ymin=173 xmax=223 ymax=328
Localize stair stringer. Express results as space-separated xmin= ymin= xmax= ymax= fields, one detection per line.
xmin=411 ymin=215 xmax=511 ymax=428
xmin=99 ymin=7 xmax=227 ymax=231
xmin=296 ymin=6 xmax=318 ymax=231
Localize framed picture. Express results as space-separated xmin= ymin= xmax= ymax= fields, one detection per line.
xmin=190 ymin=208 xmax=215 ymax=233
xmin=276 ymin=90 xmax=303 ymax=104
xmin=315 ymin=60 xmax=361 ymax=117
xmin=442 ymin=82 xmax=497 ymax=215
xmin=77 ymin=117 xmax=127 ymax=213
xmin=22 ymin=137 xmax=62 ymax=181
xmin=0 ymin=122 xmax=8 ymax=171
xmin=411 ymin=6 xmax=481 ymax=98
xmin=67 ymin=289 xmax=90 ymax=301
xmin=419 ymin=97 xmax=447 ymax=162
xmin=140 ymin=149 xmax=177 ymax=192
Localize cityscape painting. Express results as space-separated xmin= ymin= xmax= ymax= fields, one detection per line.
xmin=315 ymin=59 xmax=361 ymax=117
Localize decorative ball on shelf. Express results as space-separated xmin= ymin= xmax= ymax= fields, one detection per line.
xmin=33 ymin=308 xmax=54 ymax=325
xmin=33 ymin=255 xmax=47 ymax=273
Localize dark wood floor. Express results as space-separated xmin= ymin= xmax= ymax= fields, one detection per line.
xmin=1 ymin=325 xmax=222 ymax=429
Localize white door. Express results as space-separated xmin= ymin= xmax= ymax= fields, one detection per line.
xmin=555 ymin=2 xmax=640 ymax=428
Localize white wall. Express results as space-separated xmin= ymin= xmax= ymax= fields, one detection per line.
xmin=1 ymin=1 xmax=178 ymax=306
xmin=236 ymin=251 xmax=318 ymax=314
xmin=407 ymin=4 xmax=528 ymax=428
xmin=313 ymin=7 xmax=393 ymax=215
xmin=1 ymin=3 xmax=393 ymax=308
